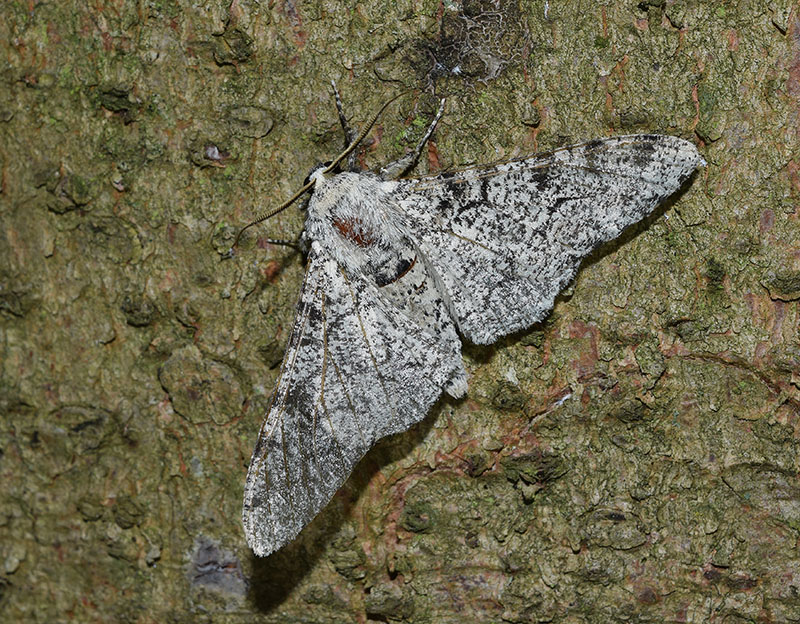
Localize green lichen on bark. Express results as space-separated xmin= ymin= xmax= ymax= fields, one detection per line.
xmin=1 ymin=0 xmax=799 ymax=622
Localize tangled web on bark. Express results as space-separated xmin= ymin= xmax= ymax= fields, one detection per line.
xmin=416 ymin=0 xmax=531 ymax=84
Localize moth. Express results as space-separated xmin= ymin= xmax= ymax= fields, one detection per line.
xmin=240 ymin=87 xmax=704 ymax=557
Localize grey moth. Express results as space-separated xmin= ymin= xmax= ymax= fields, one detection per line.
xmin=240 ymin=91 xmax=704 ymax=557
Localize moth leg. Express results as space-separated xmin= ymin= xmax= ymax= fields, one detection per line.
xmin=266 ymin=229 xmax=311 ymax=254
xmin=380 ymin=98 xmax=446 ymax=180
xmin=263 ymin=238 xmax=299 ymax=249
xmin=330 ymin=80 xmax=360 ymax=172
xmin=264 ymin=194 xmax=311 ymax=252
xmin=229 ymin=237 xmax=305 ymax=258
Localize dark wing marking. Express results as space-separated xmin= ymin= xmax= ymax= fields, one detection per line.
xmin=396 ymin=134 xmax=703 ymax=344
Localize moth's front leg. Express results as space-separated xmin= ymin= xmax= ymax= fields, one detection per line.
xmin=380 ymin=98 xmax=446 ymax=180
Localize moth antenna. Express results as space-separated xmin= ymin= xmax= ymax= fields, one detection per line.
xmin=233 ymin=179 xmax=316 ymax=249
xmin=233 ymin=90 xmax=410 ymax=250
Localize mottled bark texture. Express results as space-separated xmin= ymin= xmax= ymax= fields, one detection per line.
xmin=1 ymin=1 xmax=799 ymax=622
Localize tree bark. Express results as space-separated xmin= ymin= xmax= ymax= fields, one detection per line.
xmin=1 ymin=1 xmax=799 ymax=622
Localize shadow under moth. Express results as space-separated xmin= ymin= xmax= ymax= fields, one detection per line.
xmin=239 ymin=87 xmax=704 ymax=557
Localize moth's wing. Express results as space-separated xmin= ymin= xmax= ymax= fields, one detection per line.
xmin=243 ymin=245 xmax=459 ymax=557
xmin=396 ymin=134 xmax=704 ymax=344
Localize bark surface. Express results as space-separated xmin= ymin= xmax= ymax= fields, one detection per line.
xmin=1 ymin=1 xmax=799 ymax=622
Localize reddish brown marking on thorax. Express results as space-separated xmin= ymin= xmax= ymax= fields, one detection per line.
xmin=332 ymin=217 xmax=377 ymax=248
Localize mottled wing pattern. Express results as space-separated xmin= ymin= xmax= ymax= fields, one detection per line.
xmin=243 ymin=244 xmax=459 ymax=557
xmin=396 ymin=135 xmax=703 ymax=344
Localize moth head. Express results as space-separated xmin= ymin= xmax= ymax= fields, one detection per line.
xmin=304 ymin=162 xmax=333 ymax=187
xmin=299 ymin=163 xmax=333 ymax=212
